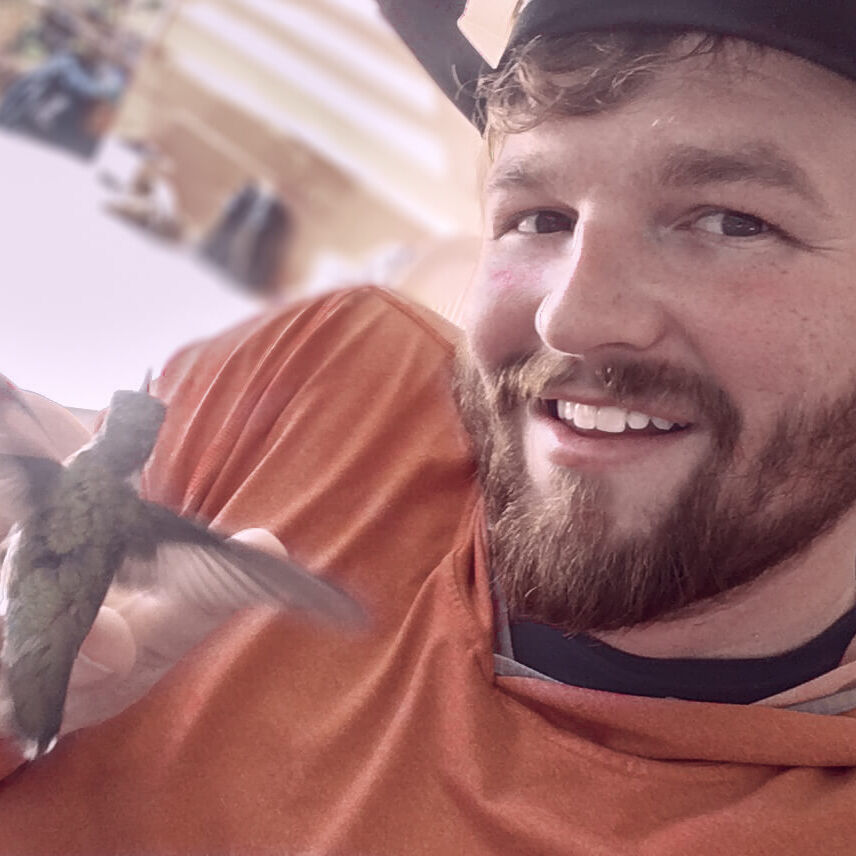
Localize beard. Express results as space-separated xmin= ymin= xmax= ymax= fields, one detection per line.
xmin=453 ymin=344 xmax=856 ymax=634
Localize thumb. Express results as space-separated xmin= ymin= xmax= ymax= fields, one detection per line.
xmin=227 ymin=527 xmax=289 ymax=558
xmin=68 ymin=529 xmax=286 ymax=687
xmin=69 ymin=606 xmax=136 ymax=687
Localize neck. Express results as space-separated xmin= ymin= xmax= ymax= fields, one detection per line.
xmin=595 ymin=518 xmax=856 ymax=659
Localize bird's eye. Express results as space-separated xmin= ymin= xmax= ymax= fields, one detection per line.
xmin=515 ymin=211 xmax=575 ymax=234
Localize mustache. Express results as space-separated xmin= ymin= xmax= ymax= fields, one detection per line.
xmin=484 ymin=349 xmax=742 ymax=455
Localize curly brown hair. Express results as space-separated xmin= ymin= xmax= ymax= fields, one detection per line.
xmin=476 ymin=28 xmax=763 ymax=153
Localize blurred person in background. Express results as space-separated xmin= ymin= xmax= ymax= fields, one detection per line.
xmin=0 ymin=28 xmax=125 ymax=157
xmin=200 ymin=181 xmax=293 ymax=295
xmin=2 ymin=1 xmax=856 ymax=853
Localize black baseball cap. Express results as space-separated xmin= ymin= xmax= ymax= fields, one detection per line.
xmin=380 ymin=0 xmax=856 ymax=131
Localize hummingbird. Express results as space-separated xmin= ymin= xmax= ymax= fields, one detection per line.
xmin=0 ymin=374 xmax=363 ymax=759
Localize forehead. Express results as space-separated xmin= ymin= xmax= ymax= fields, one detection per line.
xmin=485 ymin=46 xmax=856 ymax=195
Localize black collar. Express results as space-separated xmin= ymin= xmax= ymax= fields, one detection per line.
xmin=510 ymin=604 xmax=856 ymax=704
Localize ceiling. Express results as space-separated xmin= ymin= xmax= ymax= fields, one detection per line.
xmin=156 ymin=0 xmax=488 ymax=236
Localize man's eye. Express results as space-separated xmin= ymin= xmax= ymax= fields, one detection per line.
xmin=694 ymin=210 xmax=771 ymax=238
xmin=514 ymin=211 xmax=575 ymax=234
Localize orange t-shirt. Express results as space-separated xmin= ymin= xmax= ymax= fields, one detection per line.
xmin=0 ymin=286 xmax=855 ymax=855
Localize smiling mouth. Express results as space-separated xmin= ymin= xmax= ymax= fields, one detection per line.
xmin=543 ymin=399 xmax=693 ymax=437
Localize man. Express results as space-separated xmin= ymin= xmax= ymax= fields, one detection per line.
xmin=0 ymin=34 xmax=125 ymax=158
xmin=1 ymin=0 xmax=856 ymax=852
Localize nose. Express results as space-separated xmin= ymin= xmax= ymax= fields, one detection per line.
xmin=535 ymin=218 xmax=668 ymax=357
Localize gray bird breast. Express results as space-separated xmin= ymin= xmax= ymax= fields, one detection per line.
xmin=2 ymin=474 xmax=129 ymax=755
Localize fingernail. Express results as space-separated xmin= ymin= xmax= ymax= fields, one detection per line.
xmin=69 ymin=652 xmax=115 ymax=687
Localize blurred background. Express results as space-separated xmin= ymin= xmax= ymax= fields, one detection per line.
xmin=0 ymin=0 xmax=508 ymax=418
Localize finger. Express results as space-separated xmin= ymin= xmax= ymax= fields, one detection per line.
xmin=227 ymin=527 xmax=289 ymax=558
xmin=69 ymin=606 xmax=136 ymax=687
xmin=0 ymin=385 xmax=90 ymax=461
xmin=20 ymin=391 xmax=91 ymax=460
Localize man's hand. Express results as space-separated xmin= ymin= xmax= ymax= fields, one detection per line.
xmin=0 ymin=382 xmax=362 ymax=758
xmin=59 ymin=527 xmax=292 ymax=737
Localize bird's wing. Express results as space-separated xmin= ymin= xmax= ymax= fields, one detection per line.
xmin=0 ymin=374 xmax=88 ymax=537
xmin=0 ymin=374 xmax=87 ymax=461
xmin=118 ymin=501 xmax=365 ymax=627
xmin=0 ymin=454 xmax=64 ymax=532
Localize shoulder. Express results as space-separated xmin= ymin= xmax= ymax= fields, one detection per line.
xmin=145 ymin=287 xmax=477 ymax=601
xmin=157 ymin=286 xmax=459 ymax=395
xmin=146 ymin=287 xmax=471 ymax=517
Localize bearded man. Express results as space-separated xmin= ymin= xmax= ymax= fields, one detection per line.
xmin=0 ymin=1 xmax=855 ymax=853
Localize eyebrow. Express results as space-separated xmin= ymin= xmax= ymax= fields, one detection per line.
xmin=658 ymin=143 xmax=825 ymax=208
xmin=485 ymin=143 xmax=828 ymax=212
xmin=484 ymin=158 xmax=553 ymax=197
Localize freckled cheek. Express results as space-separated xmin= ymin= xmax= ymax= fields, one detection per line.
xmin=464 ymin=256 xmax=545 ymax=370
xmin=690 ymin=276 xmax=856 ymax=404
xmin=710 ymin=314 xmax=796 ymax=383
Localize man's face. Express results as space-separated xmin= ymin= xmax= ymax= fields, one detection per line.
xmin=460 ymin=44 xmax=856 ymax=633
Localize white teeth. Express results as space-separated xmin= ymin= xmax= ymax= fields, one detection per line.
xmin=627 ymin=411 xmax=651 ymax=430
xmin=573 ymin=404 xmax=597 ymax=430
xmin=558 ymin=400 xmax=575 ymax=421
xmin=555 ymin=401 xmax=685 ymax=434
xmin=594 ymin=406 xmax=627 ymax=434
